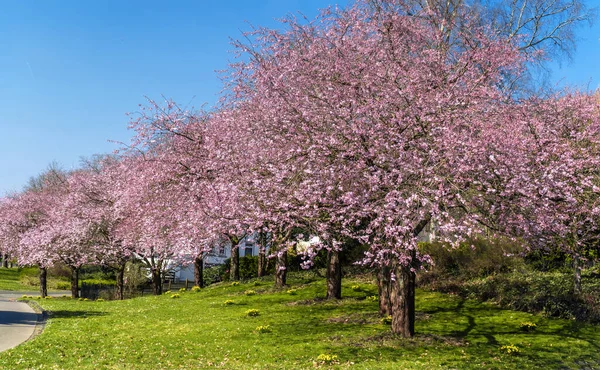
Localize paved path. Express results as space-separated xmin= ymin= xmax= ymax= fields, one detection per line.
xmin=0 ymin=290 xmax=68 ymax=352
xmin=0 ymin=296 xmax=38 ymax=352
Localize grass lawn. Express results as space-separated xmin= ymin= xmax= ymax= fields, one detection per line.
xmin=0 ymin=267 xmax=44 ymax=291
xmin=0 ymin=274 xmax=599 ymax=369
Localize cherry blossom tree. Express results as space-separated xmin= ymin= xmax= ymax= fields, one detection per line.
xmin=223 ymin=0 xmax=532 ymax=336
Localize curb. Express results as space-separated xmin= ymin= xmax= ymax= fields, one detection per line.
xmin=23 ymin=300 xmax=48 ymax=341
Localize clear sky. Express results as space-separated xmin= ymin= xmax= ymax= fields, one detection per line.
xmin=0 ymin=0 xmax=598 ymax=196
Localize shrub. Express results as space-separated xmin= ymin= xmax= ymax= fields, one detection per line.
xmin=204 ymin=264 xmax=227 ymax=284
xmin=244 ymin=290 xmax=256 ymax=296
xmin=419 ymin=237 xmax=523 ymax=278
xmin=55 ymin=282 xmax=71 ymax=290
xmin=96 ymin=298 xmax=105 ymax=302
xmin=315 ymin=354 xmax=339 ymax=365
xmin=171 ymin=294 xmax=180 ymax=299
xmin=255 ymin=325 xmax=272 ymax=333
xmin=500 ymin=345 xmax=520 ymax=355
xmin=191 ymin=286 xmax=201 ymax=292
xmin=179 ymin=288 xmax=187 ymax=293
xmin=245 ymin=309 xmax=260 ymax=317
xmin=80 ymin=279 xmax=116 ymax=287
xmin=124 ymin=261 xmax=149 ymax=296
xmin=163 ymin=290 xmax=172 ymax=295
xmin=520 ymin=322 xmax=537 ymax=332
xmin=457 ymin=271 xmax=600 ymax=322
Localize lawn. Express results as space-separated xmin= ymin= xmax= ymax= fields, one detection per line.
xmin=0 ymin=267 xmax=44 ymax=291
xmin=0 ymin=274 xmax=599 ymax=369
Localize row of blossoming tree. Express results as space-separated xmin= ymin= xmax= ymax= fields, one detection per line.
xmin=1 ymin=0 xmax=598 ymax=337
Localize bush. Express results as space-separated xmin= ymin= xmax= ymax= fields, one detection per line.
xmin=419 ymin=237 xmax=523 ymax=279
xmin=245 ymin=309 xmax=260 ymax=317
xmin=500 ymin=345 xmax=520 ymax=355
xmin=244 ymin=290 xmax=256 ymax=296
xmin=315 ymin=354 xmax=339 ymax=365
xmin=203 ymin=265 xmax=224 ymax=285
xmin=520 ymin=322 xmax=536 ymax=332
xmin=255 ymin=325 xmax=272 ymax=333
xmin=55 ymin=282 xmax=71 ymax=290
xmin=191 ymin=286 xmax=201 ymax=292
xmin=380 ymin=316 xmax=392 ymax=325
xmin=124 ymin=261 xmax=149 ymax=295
xmin=435 ymin=270 xmax=600 ymax=322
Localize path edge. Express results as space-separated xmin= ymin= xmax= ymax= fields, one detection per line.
xmin=23 ymin=299 xmax=48 ymax=341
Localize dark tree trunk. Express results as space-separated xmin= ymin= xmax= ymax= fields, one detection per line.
xmin=39 ymin=266 xmax=48 ymax=298
xmin=326 ymin=249 xmax=342 ymax=299
xmin=377 ymin=265 xmax=392 ymax=316
xmin=230 ymin=239 xmax=240 ymax=281
xmin=257 ymin=247 xmax=266 ymax=277
xmin=2 ymin=254 xmax=8 ymax=268
xmin=389 ymin=259 xmax=416 ymax=337
xmin=70 ymin=266 xmax=80 ymax=299
xmin=151 ymin=268 xmax=162 ymax=295
xmin=116 ymin=263 xmax=125 ymax=300
xmin=194 ymin=254 xmax=204 ymax=288
xmin=574 ymin=252 xmax=582 ymax=295
xmin=275 ymin=249 xmax=287 ymax=287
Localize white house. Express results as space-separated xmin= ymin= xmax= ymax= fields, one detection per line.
xmin=172 ymin=234 xmax=263 ymax=282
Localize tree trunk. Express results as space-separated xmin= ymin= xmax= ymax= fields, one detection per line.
xmin=326 ymin=249 xmax=342 ymax=299
xmin=2 ymin=254 xmax=8 ymax=268
xmin=39 ymin=266 xmax=48 ymax=298
xmin=275 ymin=249 xmax=287 ymax=287
xmin=574 ymin=252 xmax=582 ymax=295
xmin=116 ymin=264 xmax=125 ymax=300
xmin=151 ymin=268 xmax=162 ymax=295
xmin=377 ymin=265 xmax=392 ymax=316
xmin=230 ymin=241 xmax=240 ymax=281
xmin=70 ymin=266 xmax=80 ymax=299
xmin=389 ymin=259 xmax=416 ymax=337
xmin=194 ymin=254 xmax=204 ymax=288
xmin=258 ymin=247 xmax=266 ymax=277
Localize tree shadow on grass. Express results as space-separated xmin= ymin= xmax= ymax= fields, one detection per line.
xmin=47 ymin=310 xmax=107 ymax=319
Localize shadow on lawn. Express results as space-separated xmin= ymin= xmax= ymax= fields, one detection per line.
xmin=47 ymin=310 xmax=108 ymax=319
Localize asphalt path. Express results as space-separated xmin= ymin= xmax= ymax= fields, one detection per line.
xmin=0 ymin=290 xmax=68 ymax=352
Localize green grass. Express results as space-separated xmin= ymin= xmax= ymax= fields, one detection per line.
xmin=0 ymin=274 xmax=599 ymax=369
xmin=0 ymin=267 xmax=42 ymax=291
xmin=0 ymin=267 xmax=69 ymax=291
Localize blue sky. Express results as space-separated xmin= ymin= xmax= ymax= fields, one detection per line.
xmin=0 ymin=0 xmax=598 ymax=195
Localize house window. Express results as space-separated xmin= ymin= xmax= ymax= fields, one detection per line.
xmin=245 ymin=247 xmax=253 ymax=257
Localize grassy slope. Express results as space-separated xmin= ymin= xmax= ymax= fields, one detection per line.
xmin=0 ymin=267 xmax=41 ymax=291
xmin=0 ymin=274 xmax=598 ymax=369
